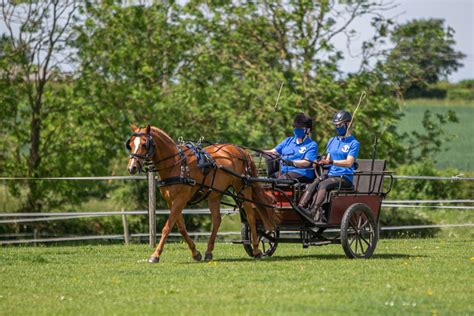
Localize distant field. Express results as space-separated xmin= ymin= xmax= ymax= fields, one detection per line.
xmin=0 ymin=239 xmax=473 ymax=315
xmin=398 ymin=99 xmax=474 ymax=171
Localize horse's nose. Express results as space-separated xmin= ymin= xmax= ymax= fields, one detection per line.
xmin=128 ymin=165 xmax=138 ymax=174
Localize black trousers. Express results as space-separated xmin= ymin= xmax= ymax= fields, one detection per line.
xmin=299 ymin=175 xmax=353 ymax=210
xmin=271 ymin=171 xmax=313 ymax=183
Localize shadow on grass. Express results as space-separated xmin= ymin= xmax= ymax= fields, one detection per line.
xmin=184 ymin=252 xmax=416 ymax=264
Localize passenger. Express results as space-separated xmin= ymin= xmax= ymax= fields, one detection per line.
xmin=265 ymin=113 xmax=318 ymax=183
xmin=298 ymin=110 xmax=360 ymax=222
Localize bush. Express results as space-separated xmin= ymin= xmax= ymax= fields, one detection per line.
xmin=381 ymin=160 xmax=471 ymax=237
xmin=447 ymin=88 xmax=474 ymax=100
xmin=404 ymin=86 xmax=447 ymax=99
xmin=458 ymin=79 xmax=474 ymax=89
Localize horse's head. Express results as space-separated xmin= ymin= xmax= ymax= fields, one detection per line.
xmin=126 ymin=124 xmax=156 ymax=174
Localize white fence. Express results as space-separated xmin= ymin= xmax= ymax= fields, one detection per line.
xmin=1 ymin=173 xmax=473 ymax=245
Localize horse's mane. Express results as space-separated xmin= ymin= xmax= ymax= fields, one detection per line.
xmin=150 ymin=126 xmax=176 ymax=145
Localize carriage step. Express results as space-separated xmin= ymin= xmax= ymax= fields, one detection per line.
xmin=303 ymin=241 xmax=334 ymax=247
xmin=231 ymin=240 xmax=251 ymax=245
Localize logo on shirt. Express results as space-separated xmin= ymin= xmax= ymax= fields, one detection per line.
xmin=341 ymin=145 xmax=350 ymax=153
xmin=298 ymin=147 xmax=307 ymax=154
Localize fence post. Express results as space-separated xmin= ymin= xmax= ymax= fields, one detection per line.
xmin=121 ymin=208 xmax=130 ymax=246
xmin=33 ymin=228 xmax=38 ymax=247
xmin=147 ymin=171 xmax=156 ymax=247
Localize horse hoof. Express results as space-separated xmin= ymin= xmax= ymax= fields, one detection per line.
xmin=253 ymin=252 xmax=263 ymax=259
xmin=148 ymin=256 xmax=160 ymax=264
xmin=204 ymin=252 xmax=213 ymax=261
xmin=193 ymin=251 xmax=202 ymax=262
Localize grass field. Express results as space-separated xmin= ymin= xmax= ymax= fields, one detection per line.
xmin=1 ymin=239 xmax=473 ymax=315
xmin=399 ymin=99 xmax=474 ymax=171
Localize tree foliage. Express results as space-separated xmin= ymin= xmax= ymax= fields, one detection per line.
xmin=385 ymin=18 xmax=465 ymax=93
xmin=0 ymin=0 xmax=463 ymax=220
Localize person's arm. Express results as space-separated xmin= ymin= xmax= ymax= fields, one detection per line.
xmin=332 ymin=155 xmax=355 ymax=167
xmin=322 ymin=141 xmax=359 ymax=167
xmin=292 ymin=143 xmax=317 ymax=168
xmin=281 ymin=158 xmax=311 ymax=168
xmin=267 ymin=138 xmax=288 ymax=157
xmin=264 ymin=149 xmax=279 ymax=155
xmin=291 ymin=159 xmax=311 ymax=168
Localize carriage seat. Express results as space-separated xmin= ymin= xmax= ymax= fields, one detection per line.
xmin=351 ymin=159 xmax=386 ymax=194
xmin=321 ymin=159 xmax=386 ymax=213
xmin=330 ymin=159 xmax=386 ymax=194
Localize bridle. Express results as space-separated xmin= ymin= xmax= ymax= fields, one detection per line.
xmin=126 ymin=132 xmax=156 ymax=160
xmin=126 ymin=132 xmax=191 ymax=173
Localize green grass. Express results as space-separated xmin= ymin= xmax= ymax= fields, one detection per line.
xmin=399 ymin=99 xmax=474 ymax=171
xmin=1 ymin=239 xmax=473 ymax=315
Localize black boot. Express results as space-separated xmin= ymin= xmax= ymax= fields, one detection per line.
xmin=313 ymin=207 xmax=327 ymax=224
xmin=298 ymin=186 xmax=315 ymax=208
xmin=299 ymin=203 xmax=317 ymax=219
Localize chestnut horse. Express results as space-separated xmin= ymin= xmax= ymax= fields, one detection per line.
xmin=126 ymin=125 xmax=277 ymax=263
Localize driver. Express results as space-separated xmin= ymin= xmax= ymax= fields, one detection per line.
xmin=265 ymin=113 xmax=318 ymax=183
xmin=298 ymin=110 xmax=360 ymax=222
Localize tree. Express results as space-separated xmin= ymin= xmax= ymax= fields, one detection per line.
xmin=1 ymin=0 xmax=461 ymax=219
xmin=385 ymin=18 xmax=465 ymax=93
xmin=0 ymin=1 xmax=118 ymax=215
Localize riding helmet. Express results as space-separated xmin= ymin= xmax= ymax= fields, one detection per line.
xmin=292 ymin=113 xmax=313 ymax=129
xmin=332 ymin=111 xmax=352 ymax=124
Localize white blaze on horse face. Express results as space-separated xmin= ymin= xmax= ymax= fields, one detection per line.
xmin=133 ymin=137 xmax=141 ymax=154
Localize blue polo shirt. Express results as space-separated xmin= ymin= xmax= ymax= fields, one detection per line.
xmin=274 ymin=137 xmax=318 ymax=179
xmin=326 ymin=135 xmax=360 ymax=182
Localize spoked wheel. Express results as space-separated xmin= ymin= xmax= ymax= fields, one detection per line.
xmin=240 ymin=222 xmax=279 ymax=257
xmin=340 ymin=203 xmax=379 ymax=259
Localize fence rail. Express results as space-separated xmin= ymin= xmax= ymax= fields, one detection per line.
xmin=1 ymin=224 xmax=474 ymax=245
xmin=1 ymin=174 xmax=473 ymax=245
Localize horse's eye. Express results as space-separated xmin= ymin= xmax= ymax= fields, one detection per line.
xmin=141 ymin=144 xmax=147 ymax=149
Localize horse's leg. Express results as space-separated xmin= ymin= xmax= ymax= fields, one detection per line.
xmin=242 ymin=188 xmax=263 ymax=258
xmin=204 ymin=195 xmax=222 ymax=261
xmin=176 ymin=214 xmax=202 ymax=261
xmin=243 ymin=202 xmax=262 ymax=258
xmin=148 ymin=201 xmax=186 ymax=263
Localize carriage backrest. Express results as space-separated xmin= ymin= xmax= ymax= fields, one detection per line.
xmin=353 ymin=159 xmax=386 ymax=194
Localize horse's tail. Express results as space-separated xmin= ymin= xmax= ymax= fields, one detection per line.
xmin=247 ymin=154 xmax=280 ymax=231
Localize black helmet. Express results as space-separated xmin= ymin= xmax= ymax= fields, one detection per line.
xmin=292 ymin=113 xmax=313 ymax=129
xmin=332 ymin=111 xmax=352 ymax=125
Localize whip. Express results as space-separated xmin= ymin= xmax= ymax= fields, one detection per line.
xmin=274 ymin=81 xmax=285 ymax=110
xmin=345 ymin=91 xmax=366 ymax=137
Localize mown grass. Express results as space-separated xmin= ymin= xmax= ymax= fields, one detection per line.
xmin=0 ymin=239 xmax=473 ymax=315
xmin=399 ymin=99 xmax=474 ymax=171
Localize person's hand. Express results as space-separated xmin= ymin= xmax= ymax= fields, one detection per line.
xmin=281 ymin=159 xmax=295 ymax=167
xmin=319 ymin=158 xmax=333 ymax=165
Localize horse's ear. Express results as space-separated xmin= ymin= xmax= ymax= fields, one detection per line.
xmin=146 ymin=124 xmax=151 ymax=134
xmin=130 ymin=124 xmax=138 ymax=132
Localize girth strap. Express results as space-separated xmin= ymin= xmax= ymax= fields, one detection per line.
xmin=157 ymin=176 xmax=196 ymax=187
xmin=156 ymin=175 xmax=210 ymax=205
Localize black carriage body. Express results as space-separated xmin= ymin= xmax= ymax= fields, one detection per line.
xmin=240 ymin=159 xmax=393 ymax=258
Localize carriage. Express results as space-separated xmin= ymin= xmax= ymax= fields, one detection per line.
xmin=126 ymin=126 xmax=394 ymax=262
xmin=237 ymin=159 xmax=393 ymax=259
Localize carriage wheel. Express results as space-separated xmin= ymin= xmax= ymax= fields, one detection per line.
xmin=340 ymin=203 xmax=379 ymax=259
xmin=240 ymin=222 xmax=279 ymax=257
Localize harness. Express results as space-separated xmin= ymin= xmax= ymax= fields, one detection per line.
xmin=157 ymin=142 xmax=217 ymax=205
xmin=126 ymin=132 xmax=272 ymax=208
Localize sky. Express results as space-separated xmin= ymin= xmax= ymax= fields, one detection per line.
xmin=336 ymin=0 xmax=474 ymax=82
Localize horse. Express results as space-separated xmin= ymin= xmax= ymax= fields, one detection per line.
xmin=126 ymin=124 xmax=278 ymax=263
